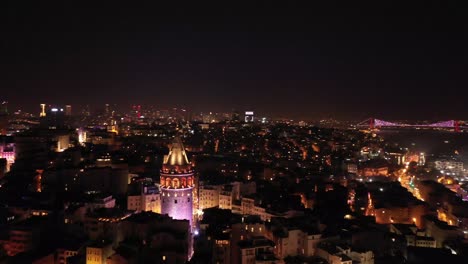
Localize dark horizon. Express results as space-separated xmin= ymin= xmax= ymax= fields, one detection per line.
xmin=1 ymin=1 xmax=466 ymax=120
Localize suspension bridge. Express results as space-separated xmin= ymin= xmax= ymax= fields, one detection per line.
xmin=356 ymin=118 xmax=466 ymax=132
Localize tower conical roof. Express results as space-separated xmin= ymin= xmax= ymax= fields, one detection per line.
xmin=163 ymin=137 xmax=190 ymax=166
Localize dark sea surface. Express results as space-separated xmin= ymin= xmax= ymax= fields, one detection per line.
xmin=378 ymin=129 xmax=468 ymax=163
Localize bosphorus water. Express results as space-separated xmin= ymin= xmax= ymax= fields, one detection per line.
xmin=378 ymin=129 xmax=468 ymax=164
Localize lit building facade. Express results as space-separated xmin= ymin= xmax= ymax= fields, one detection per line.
xmin=127 ymin=186 xmax=161 ymax=213
xmin=219 ymin=189 xmax=233 ymax=210
xmin=86 ymin=242 xmax=114 ymax=264
xmin=56 ymin=134 xmax=70 ymax=152
xmin=199 ymin=185 xmax=220 ymax=210
xmin=160 ymin=137 xmax=195 ymax=229
xmin=0 ymin=141 xmax=15 ymax=172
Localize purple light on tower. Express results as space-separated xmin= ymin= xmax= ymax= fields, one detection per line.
xmin=160 ymin=137 xmax=194 ymax=229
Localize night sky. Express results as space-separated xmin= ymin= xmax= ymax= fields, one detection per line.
xmin=1 ymin=1 xmax=466 ymax=120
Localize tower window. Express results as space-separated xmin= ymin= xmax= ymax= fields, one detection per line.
xmin=175 ymin=199 xmax=177 ymax=204
xmin=188 ymin=198 xmax=190 ymax=202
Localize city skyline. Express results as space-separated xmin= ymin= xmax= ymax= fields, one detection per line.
xmin=2 ymin=2 xmax=466 ymax=120
xmin=3 ymin=101 xmax=467 ymax=124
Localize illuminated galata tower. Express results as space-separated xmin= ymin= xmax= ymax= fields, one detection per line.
xmin=160 ymin=137 xmax=194 ymax=229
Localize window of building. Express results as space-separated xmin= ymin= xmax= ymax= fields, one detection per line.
xmin=175 ymin=200 xmax=177 ymax=204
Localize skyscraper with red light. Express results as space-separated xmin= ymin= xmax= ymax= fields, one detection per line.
xmin=160 ymin=137 xmax=194 ymax=229
xmin=132 ymin=105 xmax=142 ymax=119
